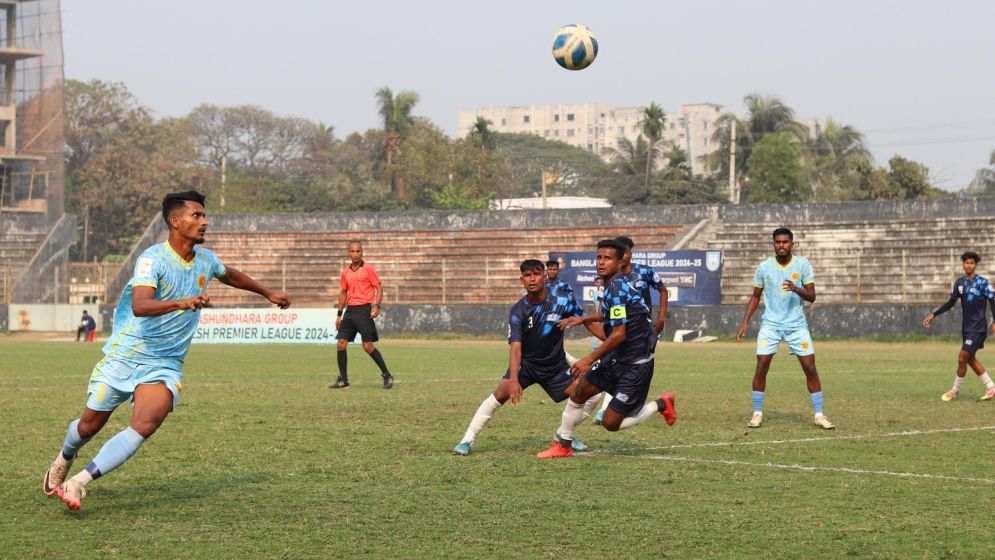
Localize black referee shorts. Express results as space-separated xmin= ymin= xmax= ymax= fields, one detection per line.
xmin=336 ymin=304 xmax=379 ymax=342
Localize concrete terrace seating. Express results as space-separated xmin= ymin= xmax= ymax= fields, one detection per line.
xmin=711 ymin=217 xmax=995 ymax=304
xmin=204 ymin=225 xmax=686 ymax=306
xmin=0 ymin=230 xmax=47 ymax=301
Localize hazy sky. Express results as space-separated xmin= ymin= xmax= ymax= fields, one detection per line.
xmin=62 ymin=0 xmax=995 ymax=190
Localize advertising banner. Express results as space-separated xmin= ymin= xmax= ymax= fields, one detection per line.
xmin=193 ymin=308 xmax=347 ymax=344
xmin=548 ymin=249 xmax=723 ymax=306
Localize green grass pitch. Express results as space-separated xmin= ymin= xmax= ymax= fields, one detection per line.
xmin=1 ymin=337 xmax=993 ymax=559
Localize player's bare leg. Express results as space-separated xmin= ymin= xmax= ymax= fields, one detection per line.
xmin=748 ymin=354 xmax=774 ymax=427
xmin=44 ymin=408 xmax=111 ymax=496
xmin=964 ymin=353 xmax=995 ymax=400
xmin=798 ymin=355 xmax=833 ymax=429
xmin=58 ymin=383 xmax=172 ymax=510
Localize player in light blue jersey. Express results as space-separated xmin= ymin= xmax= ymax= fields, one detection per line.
xmin=44 ymin=190 xmax=291 ymax=511
xmin=737 ymin=228 xmax=834 ymax=430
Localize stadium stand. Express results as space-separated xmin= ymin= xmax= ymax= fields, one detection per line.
xmin=204 ymin=224 xmax=687 ymax=306
xmin=0 ymin=229 xmax=47 ymax=302
xmin=711 ymin=216 xmax=995 ymax=304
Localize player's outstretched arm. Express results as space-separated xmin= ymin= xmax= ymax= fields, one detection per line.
xmin=132 ymin=286 xmax=210 ymax=317
xmin=219 ymin=266 xmax=291 ymax=309
xmin=737 ymin=287 xmax=763 ymax=341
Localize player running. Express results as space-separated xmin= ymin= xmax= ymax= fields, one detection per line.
xmin=737 ymin=227 xmax=834 ymax=430
xmin=593 ymin=235 xmax=668 ymax=424
xmin=536 ymin=240 xmax=676 ymax=459
xmin=453 ymin=259 xmax=604 ymax=456
xmin=923 ymin=251 xmax=995 ymax=401
xmin=43 ymin=191 xmax=291 ymax=511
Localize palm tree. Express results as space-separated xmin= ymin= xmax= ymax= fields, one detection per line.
xmin=808 ymin=117 xmax=872 ymax=199
xmin=661 ymin=145 xmax=691 ymax=180
xmin=638 ymin=102 xmax=666 ymax=189
xmin=376 ymin=86 xmax=420 ymax=198
xmin=970 ymin=149 xmax=995 ymax=194
xmin=468 ymin=116 xmax=495 ymax=153
xmin=707 ymin=93 xmax=807 ymax=179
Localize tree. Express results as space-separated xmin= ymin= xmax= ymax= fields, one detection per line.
xmin=745 ymin=132 xmax=809 ymax=202
xmin=808 ymin=117 xmax=872 ymax=201
xmin=468 ymin=116 xmax=495 ymax=152
xmin=375 ymin=86 xmax=420 ymax=199
xmin=638 ymin=102 xmax=666 ymax=189
xmin=707 ymin=93 xmax=808 ymax=180
xmin=887 ymin=155 xmax=938 ymax=199
xmin=492 ymin=132 xmax=617 ymax=200
xmin=970 ymin=149 xmax=995 ymax=195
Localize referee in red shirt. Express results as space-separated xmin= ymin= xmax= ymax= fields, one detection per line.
xmin=331 ymin=241 xmax=395 ymax=389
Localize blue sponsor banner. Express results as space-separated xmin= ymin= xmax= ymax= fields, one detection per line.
xmin=548 ymin=249 xmax=723 ymax=306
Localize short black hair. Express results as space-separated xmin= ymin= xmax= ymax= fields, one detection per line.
xmin=597 ymin=239 xmax=626 ymax=260
xmin=82 ymin=310 xmax=88 ymax=314
xmin=162 ymin=191 xmax=206 ymax=225
xmin=962 ymin=251 xmax=981 ymax=263
xmin=348 ymin=240 xmax=363 ymax=248
xmin=520 ymin=259 xmax=545 ymax=274
xmin=614 ymin=235 xmax=635 ymax=249
xmin=545 ymin=259 xmax=560 ymax=268
xmin=772 ymin=227 xmax=793 ymax=241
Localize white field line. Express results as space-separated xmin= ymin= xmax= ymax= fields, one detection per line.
xmin=643 ymin=425 xmax=995 ymax=451
xmin=642 ymin=455 xmax=995 ymax=485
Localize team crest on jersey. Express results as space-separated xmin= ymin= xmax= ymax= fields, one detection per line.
xmin=791 ymin=272 xmax=800 ymax=282
xmin=198 ymin=274 xmax=207 ymax=290
xmin=706 ymin=251 xmax=721 ymax=272
xmin=546 ymin=313 xmax=560 ymax=322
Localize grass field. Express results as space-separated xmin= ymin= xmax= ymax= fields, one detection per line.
xmin=2 ymin=336 xmax=994 ymax=559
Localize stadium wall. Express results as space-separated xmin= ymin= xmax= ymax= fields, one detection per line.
xmin=377 ymin=303 xmax=959 ymax=339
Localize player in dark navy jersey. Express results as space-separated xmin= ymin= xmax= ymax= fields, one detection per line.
xmin=592 ymin=235 xmax=669 ymax=423
xmin=453 ymin=259 xmax=604 ymax=455
xmin=545 ymin=259 xmax=574 ymax=295
xmin=924 ymin=251 xmax=995 ymax=401
xmin=537 ymin=240 xmax=676 ymax=459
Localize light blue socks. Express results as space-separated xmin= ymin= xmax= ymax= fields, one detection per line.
xmin=751 ymin=390 xmax=765 ymax=413
xmin=85 ymin=427 xmax=146 ymax=479
xmin=61 ymin=419 xmax=92 ymax=460
xmin=810 ymin=391 xmax=824 ymax=415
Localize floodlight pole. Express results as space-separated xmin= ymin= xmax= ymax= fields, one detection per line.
xmin=728 ymin=120 xmax=737 ymax=204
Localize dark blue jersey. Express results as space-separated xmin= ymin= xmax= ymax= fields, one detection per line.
xmin=546 ymin=279 xmax=574 ymax=295
xmin=602 ymin=274 xmax=657 ymax=364
xmin=941 ymin=276 xmax=995 ymax=333
xmin=626 ymin=262 xmax=664 ymax=313
xmin=509 ymin=289 xmax=585 ymax=372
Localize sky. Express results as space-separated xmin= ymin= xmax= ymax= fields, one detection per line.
xmin=62 ymin=0 xmax=995 ymax=190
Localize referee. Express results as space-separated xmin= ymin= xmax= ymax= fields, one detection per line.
xmin=330 ymin=241 xmax=395 ymax=389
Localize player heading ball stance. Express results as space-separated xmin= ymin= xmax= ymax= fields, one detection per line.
xmin=737 ymin=227 xmax=834 ymax=430
xmin=537 ymin=240 xmax=676 ymax=459
xmin=453 ymin=259 xmax=604 ymax=456
xmin=43 ymin=191 xmax=291 ymax=511
xmin=923 ymin=251 xmax=995 ymax=402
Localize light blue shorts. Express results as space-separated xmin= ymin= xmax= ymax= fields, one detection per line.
xmin=756 ymin=325 xmax=814 ymax=356
xmin=86 ymin=358 xmax=183 ymax=412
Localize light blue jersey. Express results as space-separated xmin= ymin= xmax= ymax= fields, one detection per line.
xmin=753 ymin=256 xmax=814 ymax=330
xmin=102 ymin=242 xmax=226 ymax=368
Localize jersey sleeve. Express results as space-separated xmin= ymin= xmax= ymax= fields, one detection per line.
xmin=644 ymin=266 xmax=664 ymax=290
xmin=340 ymin=269 xmax=349 ymax=291
xmin=132 ymin=250 xmax=162 ymax=289
xmin=802 ymin=260 xmax=815 ymax=284
xmin=508 ymin=306 xmax=524 ymax=344
xmin=207 ymin=250 xmax=226 ymax=279
xmin=366 ymin=265 xmax=381 ymax=287
xmin=950 ymin=280 xmax=960 ymax=300
xmin=984 ymin=279 xmax=995 ymax=301
xmin=606 ymin=281 xmax=631 ymax=327
xmin=752 ymin=263 xmax=765 ymax=289
xmin=564 ymin=293 xmax=586 ymax=318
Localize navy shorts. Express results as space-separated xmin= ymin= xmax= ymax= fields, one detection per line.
xmin=337 ymin=304 xmax=379 ymax=342
xmin=584 ymin=356 xmax=655 ymax=416
xmin=503 ymin=362 xmax=574 ymax=403
xmin=962 ymin=332 xmax=986 ymax=353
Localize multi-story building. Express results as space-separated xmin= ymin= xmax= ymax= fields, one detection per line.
xmin=457 ymin=103 xmax=818 ymax=177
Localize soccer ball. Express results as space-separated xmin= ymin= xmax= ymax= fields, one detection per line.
xmin=551 ymin=24 xmax=599 ymax=71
